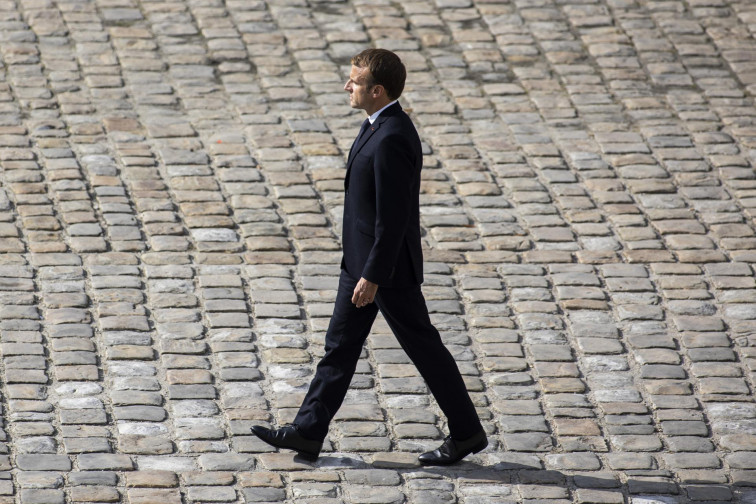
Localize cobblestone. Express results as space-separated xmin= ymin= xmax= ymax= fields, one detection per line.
xmin=0 ymin=0 xmax=754 ymax=501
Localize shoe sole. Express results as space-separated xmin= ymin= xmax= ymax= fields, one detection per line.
xmin=294 ymin=450 xmax=319 ymax=462
xmin=418 ymin=437 xmax=489 ymax=466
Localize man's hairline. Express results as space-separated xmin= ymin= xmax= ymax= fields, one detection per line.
xmin=351 ymin=64 xmax=375 ymax=87
xmin=351 ymin=64 xmax=401 ymax=101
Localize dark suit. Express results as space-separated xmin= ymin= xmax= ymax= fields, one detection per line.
xmin=341 ymin=102 xmax=423 ymax=288
xmin=293 ymin=102 xmax=482 ymax=442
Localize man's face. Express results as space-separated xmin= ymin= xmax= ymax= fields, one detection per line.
xmin=344 ymin=65 xmax=375 ymax=111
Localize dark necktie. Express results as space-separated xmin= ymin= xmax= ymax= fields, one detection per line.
xmin=355 ymin=118 xmax=370 ymax=144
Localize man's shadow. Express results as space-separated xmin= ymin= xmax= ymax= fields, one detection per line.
xmin=300 ymin=454 xmax=697 ymax=497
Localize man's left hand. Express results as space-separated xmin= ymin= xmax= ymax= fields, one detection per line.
xmin=352 ymin=277 xmax=379 ymax=308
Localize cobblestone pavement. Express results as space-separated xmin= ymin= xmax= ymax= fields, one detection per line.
xmin=2 ymin=0 xmax=756 ymax=502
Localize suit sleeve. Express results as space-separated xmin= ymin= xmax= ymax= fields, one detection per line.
xmin=361 ymin=133 xmax=416 ymax=284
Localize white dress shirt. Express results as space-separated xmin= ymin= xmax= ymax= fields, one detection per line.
xmin=368 ymin=99 xmax=398 ymax=124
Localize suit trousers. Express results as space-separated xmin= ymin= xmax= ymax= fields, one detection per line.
xmin=293 ymin=269 xmax=482 ymax=441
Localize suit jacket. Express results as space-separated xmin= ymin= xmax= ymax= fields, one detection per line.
xmin=341 ymin=102 xmax=424 ymax=288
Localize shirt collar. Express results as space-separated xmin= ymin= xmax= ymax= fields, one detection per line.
xmin=368 ymin=100 xmax=398 ymax=124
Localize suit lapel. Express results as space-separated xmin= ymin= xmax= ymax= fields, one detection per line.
xmin=345 ymin=103 xmax=402 ymax=191
xmin=347 ymin=121 xmax=380 ymax=167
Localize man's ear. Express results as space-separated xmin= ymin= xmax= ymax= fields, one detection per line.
xmin=371 ymin=85 xmax=385 ymax=98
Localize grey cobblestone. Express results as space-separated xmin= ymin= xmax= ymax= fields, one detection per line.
xmin=0 ymin=0 xmax=754 ymax=501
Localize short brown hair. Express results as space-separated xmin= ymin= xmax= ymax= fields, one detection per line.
xmin=351 ymin=49 xmax=406 ymax=100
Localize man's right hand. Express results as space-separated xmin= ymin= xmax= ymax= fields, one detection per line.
xmin=352 ymin=277 xmax=378 ymax=308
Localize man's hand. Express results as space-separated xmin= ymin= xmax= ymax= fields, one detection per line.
xmin=352 ymin=277 xmax=379 ymax=308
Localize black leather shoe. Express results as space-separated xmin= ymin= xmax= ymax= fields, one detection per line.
xmin=418 ymin=430 xmax=487 ymax=466
xmin=250 ymin=424 xmax=322 ymax=462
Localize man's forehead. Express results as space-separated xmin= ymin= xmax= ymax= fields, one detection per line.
xmin=350 ymin=65 xmax=370 ymax=82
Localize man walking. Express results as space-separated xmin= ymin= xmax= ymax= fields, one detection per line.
xmin=251 ymin=49 xmax=486 ymax=466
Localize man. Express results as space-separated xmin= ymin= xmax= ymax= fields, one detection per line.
xmin=251 ymin=49 xmax=486 ymax=466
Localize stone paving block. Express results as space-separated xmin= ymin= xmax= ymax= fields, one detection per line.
xmin=125 ymin=471 xmax=178 ymax=488
xmin=126 ymin=488 xmax=182 ymax=504
xmin=19 ymin=490 xmax=65 ymax=504
xmin=575 ymin=488 xmax=624 ymax=503
xmin=546 ymin=453 xmax=602 ymax=471
xmin=77 ymin=454 xmax=134 ymax=471
xmin=732 ymin=470 xmax=756 ymax=487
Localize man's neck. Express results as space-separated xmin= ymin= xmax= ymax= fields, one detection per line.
xmin=365 ymin=98 xmax=393 ymax=117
